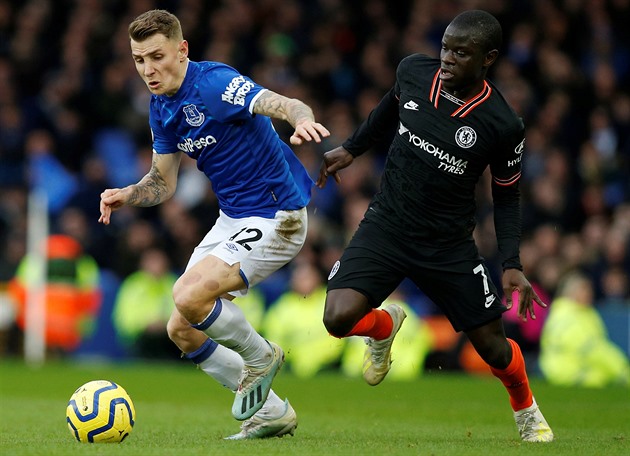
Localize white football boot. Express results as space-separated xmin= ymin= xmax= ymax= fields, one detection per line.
xmin=225 ymin=399 xmax=297 ymax=440
xmin=514 ymin=398 xmax=554 ymax=442
xmin=362 ymin=304 xmax=407 ymax=386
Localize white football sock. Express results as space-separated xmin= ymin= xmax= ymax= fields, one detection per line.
xmin=187 ymin=338 xmax=242 ymax=390
xmin=192 ymin=298 xmax=272 ymax=368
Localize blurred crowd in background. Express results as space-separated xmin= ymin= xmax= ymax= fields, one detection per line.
xmin=0 ymin=0 xmax=629 ymax=387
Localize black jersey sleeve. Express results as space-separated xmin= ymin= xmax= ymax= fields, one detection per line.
xmin=492 ymin=180 xmax=523 ymax=270
xmin=490 ymin=123 xmax=526 ymax=271
xmin=342 ymin=86 xmax=399 ymax=157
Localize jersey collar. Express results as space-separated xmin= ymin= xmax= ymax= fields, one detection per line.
xmin=429 ymin=69 xmax=492 ymax=118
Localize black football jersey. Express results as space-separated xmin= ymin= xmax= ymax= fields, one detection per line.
xmin=343 ymin=54 xmax=525 ymax=267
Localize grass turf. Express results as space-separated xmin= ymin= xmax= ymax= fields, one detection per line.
xmin=0 ymin=359 xmax=628 ymax=455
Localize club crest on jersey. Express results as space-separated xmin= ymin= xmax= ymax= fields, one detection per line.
xmin=183 ymin=104 xmax=205 ymax=127
xmin=455 ymin=126 xmax=477 ymax=148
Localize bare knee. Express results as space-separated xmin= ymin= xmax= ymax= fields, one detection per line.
xmin=323 ymin=289 xmax=371 ymax=337
xmin=172 ymin=277 xmax=214 ymax=324
xmin=172 ymin=259 xmax=243 ymax=323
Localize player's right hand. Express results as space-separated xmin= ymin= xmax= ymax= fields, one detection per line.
xmin=316 ymin=146 xmax=354 ymax=188
xmin=99 ymin=188 xmax=127 ymax=225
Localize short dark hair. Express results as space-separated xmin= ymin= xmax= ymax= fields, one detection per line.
xmin=450 ymin=10 xmax=502 ymax=53
xmin=128 ymin=9 xmax=183 ymax=42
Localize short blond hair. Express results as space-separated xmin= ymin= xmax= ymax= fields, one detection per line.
xmin=128 ymin=9 xmax=183 ymax=42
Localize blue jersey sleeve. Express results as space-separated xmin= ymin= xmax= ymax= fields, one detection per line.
xmin=149 ymin=100 xmax=179 ymax=154
xmin=198 ymin=65 xmax=266 ymax=123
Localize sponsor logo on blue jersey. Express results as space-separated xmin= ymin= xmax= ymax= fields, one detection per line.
xmin=221 ymin=76 xmax=254 ymax=106
xmin=177 ymin=135 xmax=217 ymax=153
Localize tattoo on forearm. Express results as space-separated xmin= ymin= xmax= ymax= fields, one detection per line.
xmin=255 ymin=91 xmax=314 ymax=127
xmin=128 ymin=161 xmax=168 ymax=207
xmin=286 ymin=102 xmax=314 ymax=127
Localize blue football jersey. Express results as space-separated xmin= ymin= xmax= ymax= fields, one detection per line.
xmin=149 ymin=60 xmax=313 ymax=218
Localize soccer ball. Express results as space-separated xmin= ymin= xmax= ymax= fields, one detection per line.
xmin=66 ymin=380 xmax=135 ymax=443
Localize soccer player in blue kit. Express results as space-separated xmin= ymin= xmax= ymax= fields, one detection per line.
xmin=99 ymin=9 xmax=329 ymax=439
xmin=317 ymin=10 xmax=553 ymax=443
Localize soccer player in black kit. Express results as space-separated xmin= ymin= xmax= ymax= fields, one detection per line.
xmin=317 ymin=10 xmax=554 ymax=443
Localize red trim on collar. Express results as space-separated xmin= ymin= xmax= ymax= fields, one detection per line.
xmin=429 ymin=70 xmax=492 ymax=117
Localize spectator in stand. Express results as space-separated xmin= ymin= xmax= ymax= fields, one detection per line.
xmin=597 ymin=266 xmax=629 ymax=309
xmin=539 ymin=271 xmax=630 ymax=388
xmin=112 ymin=247 xmax=179 ymax=360
xmin=262 ymin=261 xmax=345 ymax=378
xmin=24 ymin=129 xmax=78 ymax=216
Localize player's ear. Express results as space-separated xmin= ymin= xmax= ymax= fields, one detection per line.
xmin=483 ymin=49 xmax=499 ymax=68
xmin=178 ymin=40 xmax=189 ymax=62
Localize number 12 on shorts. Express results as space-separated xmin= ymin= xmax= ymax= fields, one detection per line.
xmin=229 ymin=227 xmax=263 ymax=251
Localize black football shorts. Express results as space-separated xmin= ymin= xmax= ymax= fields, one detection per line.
xmin=326 ymin=219 xmax=506 ymax=332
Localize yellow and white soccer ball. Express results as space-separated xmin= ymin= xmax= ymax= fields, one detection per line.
xmin=66 ymin=380 xmax=135 ymax=443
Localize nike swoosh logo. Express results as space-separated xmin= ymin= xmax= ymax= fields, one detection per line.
xmin=403 ymin=100 xmax=418 ymax=111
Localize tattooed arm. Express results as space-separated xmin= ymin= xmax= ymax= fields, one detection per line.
xmin=99 ymin=152 xmax=181 ymax=225
xmin=132 ymin=152 xmax=181 ymax=206
xmin=253 ymin=90 xmax=330 ymax=145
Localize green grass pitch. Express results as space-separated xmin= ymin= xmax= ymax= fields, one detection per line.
xmin=0 ymin=359 xmax=628 ymax=455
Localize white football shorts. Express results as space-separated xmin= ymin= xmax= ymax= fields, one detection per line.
xmin=185 ymin=207 xmax=307 ymax=297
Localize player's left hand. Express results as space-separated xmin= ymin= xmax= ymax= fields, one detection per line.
xmin=502 ymin=268 xmax=547 ymax=321
xmin=290 ymin=120 xmax=330 ymax=145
